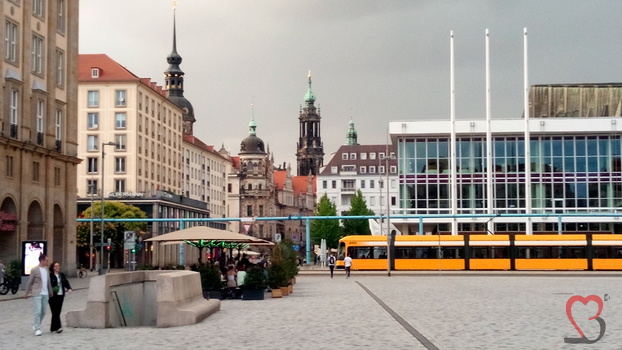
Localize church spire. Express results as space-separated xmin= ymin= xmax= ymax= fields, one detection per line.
xmin=304 ymin=70 xmax=316 ymax=104
xmin=164 ymin=4 xmax=195 ymax=135
xmin=249 ymin=104 xmax=257 ymax=136
xmin=346 ymin=119 xmax=358 ymax=145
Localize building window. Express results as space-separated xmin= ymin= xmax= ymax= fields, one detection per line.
xmin=56 ymin=0 xmax=65 ymax=34
xmin=361 ymin=153 xmax=367 ymax=160
xmin=331 ymin=166 xmax=338 ymax=174
xmin=370 ymin=196 xmax=375 ymax=206
xmin=370 ymin=180 xmax=375 ymax=189
xmin=379 ymin=152 xmax=385 ymax=159
xmin=138 ymin=92 xmax=143 ymax=110
xmin=33 ymin=0 xmax=45 ymax=16
xmin=370 ymin=152 xmax=376 ymax=160
xmin=259 ymin=205 xmax=264 ymax=217
xmin=246 ymin=205 xmax=253 ymax=216
xmin=350 ymin=153 xmax=356 ymax=160
xmin=361 ymin=180 xmax=366 ymax=188
xmin=115 ymin=90 xmax=127 ymax=107
xmin=115 ymin=113 xmax=126 ymax=129
xmin=342 ymin=153 xmax=348 ymax=160
xmin=332 ymin=180 xmax=336 ymax=189
xmin=87 ymin=157 xmax=98 ymax=173
xmin=360 ymin=166 xmax=367 ymax=174
xmin=114 ymin=179 xmax=126 ymax=192
xmin=87 ymin=90 xmax=99 ymax=107
xmin=379 ymin=165 xmax=385 ymax=174
xmin=54 ymin=167 xmax=61 ymax=187
xmin=87 ymin=180 xmax=98 ymax=195
xmin=115 ymin=157 xmax=126 ymax=173
xmin=87 ymin=113 xmax=99 ymax=129
xmin=391 ymin=197 xmax=397 ymax=206
xmin=33 ymin=161 xmax=40 ymax=182
xmin=87 ymin=135 xmax=98 ymax=151
xmin=31 ymin=35 xmax=44 ymax=74
xmin=9 ymin=90 xmax=19 ymax=138
xmin=55 ymin=49 xmax=64 ymax=87
xmin=369 ymin=166 xmax=376 ymax=174
xmin=5 ymin=156 xmax=14 ymax=177
xmin=36 ymin=99 xmax=44 ymax=141
xmin=391 ymin=179 xmax=397 ymax=188
xmin=55 ymin=109 xmax=62 ymax=141
xmin=322 ymin=180 xmax=327 ymax=189
xmin=91 ymin=68 xmax=99 ymax=78
xmin=390 ymin=166 xmax=397 ymax=174
xmin=115 ymin=135 xmax=126 ymax=151
xmin=4 ymin=21 xmax=18 ymax=63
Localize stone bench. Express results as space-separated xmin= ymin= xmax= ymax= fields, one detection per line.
xmin=66 ymin=270 xmax=220 ymax=328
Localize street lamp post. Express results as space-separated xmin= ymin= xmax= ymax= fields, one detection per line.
xmin=100 ymin=142 xmax=118 ymax=275
xmin=380 ymin=153 xmax=396 ymax=276
xmin=89 ymin=181 xmax=95 ymax=271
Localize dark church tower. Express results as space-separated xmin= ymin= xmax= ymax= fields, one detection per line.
xmin=296 ymin=72 xmax=324 ymax=176
xmin=164 ymin=8 xmax=195 ymax=136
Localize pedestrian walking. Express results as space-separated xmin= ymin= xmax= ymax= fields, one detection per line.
xmin=48 ymin=261 xmax=72 ymax=333
xmin=344 ymin=255 xmax=352 ymax=278
xmin=0 ymin=260 xmax=5 ymax=284
xmin=24 ymin=254 xmax=53 ymax=336
xmin=328 ymin=253 xmax=336 ymax=278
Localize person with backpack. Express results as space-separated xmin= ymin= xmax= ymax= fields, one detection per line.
xmin=327 ymin=253 xmax=336 ymax=278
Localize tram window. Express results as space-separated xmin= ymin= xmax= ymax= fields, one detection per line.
xmin=338 ymin=242 xmax=346 ymax=260
xmin=594 ymin=247 xmax=622 ymax=259
xmin=395 ymin=247 xmax=463 ymax=259
xmin=350 ymin=246 xmax=386 ymax=259
xmin=470 ymin=247 xmax=508 ymax=259
xmin=517 ymin=247 xmax=586 ymax=258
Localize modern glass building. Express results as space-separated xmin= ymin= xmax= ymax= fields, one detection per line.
xmin=389 ymin=116 xmax=622 ymax=235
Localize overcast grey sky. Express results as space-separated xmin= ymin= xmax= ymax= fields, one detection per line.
xmin=80 ymin=1 xmax=622 ymax=167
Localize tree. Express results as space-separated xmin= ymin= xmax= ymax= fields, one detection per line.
xmin=76 ymin=201 xmax=147 ymax=267
xmin=310 ymin=194 xmax=342 ymax=248
xmin=342 ymin=190 xmax=375 ymax=236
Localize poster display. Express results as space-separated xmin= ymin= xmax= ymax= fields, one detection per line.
xmin=22 ymin=241 xmax=47 ymax=275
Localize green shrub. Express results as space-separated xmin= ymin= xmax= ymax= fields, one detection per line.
xmin=199 ymin=263 xmax=223 ymax=291
xmin=243 ymin=266 xmax=267 ymax=290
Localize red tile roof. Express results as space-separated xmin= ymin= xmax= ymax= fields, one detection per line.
xmin=79 ymin=54 xmax=167 ymax=97
xmin=274 ymin=170 xmax=287 ymax=190
xmin=184 ymin=135 xmax=229 ymax=161
xmin=293 ymin=175 xmax=316 ymax=194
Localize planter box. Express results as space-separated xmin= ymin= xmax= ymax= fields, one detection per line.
xmin=271 ymin=289 xmax=282 ymax=298
xmin=280 ymin=286 xmax=289 ymax=296
xmin=203 ymin=289 xmax=223 ymax=300
xmin=242 ymin=289 xmax=265 ymax=300
xmin=288 ymin=284 xmax=293 ymax=294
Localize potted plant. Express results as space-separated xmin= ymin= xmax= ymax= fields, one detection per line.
xmin=280 ymin=240 xmax=299 ymax=293
xmin=199 ymin=263 xmax=223 ymax=299
xmin=267 ymin=263 xmax=287 ymax=298
xmin=241 ymin=266 xmax=266 ymax=300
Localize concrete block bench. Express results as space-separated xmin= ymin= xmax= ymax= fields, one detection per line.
xmin=66 ymin=270 xmax=220 ymax=328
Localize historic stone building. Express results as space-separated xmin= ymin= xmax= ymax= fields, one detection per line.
xmin=227 ymin=119 xmax=277 ymax=239
xmin=296 ymin=73 xmax=324 ymax=176
xmin=0 ymin=0 xmax=80 ymax=268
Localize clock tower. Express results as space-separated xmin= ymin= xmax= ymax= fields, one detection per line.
xmin=296 ymin=72 xmax=324 ymax=176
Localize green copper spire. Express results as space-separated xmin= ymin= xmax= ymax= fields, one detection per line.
xmin=249 ymin=104 xmax=257 ymax=136
xmin=346 ymin=119 xmax=358 ymax=145
xmin=304 ymin=70 xmax=315 ymax=103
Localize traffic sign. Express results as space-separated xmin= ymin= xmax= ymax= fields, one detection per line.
xmin=124 ymin=242 xmax=136 ymax=250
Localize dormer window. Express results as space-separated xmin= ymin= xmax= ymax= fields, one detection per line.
xmin=91 ymin=68 xmax=100 ymax=78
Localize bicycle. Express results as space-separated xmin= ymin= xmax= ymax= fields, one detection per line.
xmin=78 ymin=265 xmax=88 ymax=278
xmin=0 ymin=276 xmax=20 ymax=295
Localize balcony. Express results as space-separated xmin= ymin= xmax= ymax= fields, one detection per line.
xmin=341 ymin=187 xmax=356 ymax=193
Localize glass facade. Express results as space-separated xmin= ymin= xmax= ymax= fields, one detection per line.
xmin=398 ymin=136 xmax=622 ymax=217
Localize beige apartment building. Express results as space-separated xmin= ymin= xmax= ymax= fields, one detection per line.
xmin=0 ymin=0 xmax=80 ymax=269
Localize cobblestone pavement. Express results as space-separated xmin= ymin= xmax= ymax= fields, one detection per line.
xmin=1 ymin=271 xmax=620 ymax=350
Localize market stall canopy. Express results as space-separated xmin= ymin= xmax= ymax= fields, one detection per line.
xmin=145 ymin=225 xmax=273 ymax=245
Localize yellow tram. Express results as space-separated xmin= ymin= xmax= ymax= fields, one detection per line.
xmin=336 ymin=234 xmax=622 ymax=271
